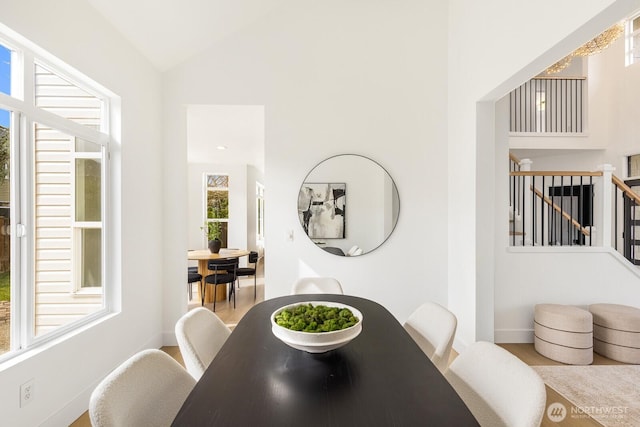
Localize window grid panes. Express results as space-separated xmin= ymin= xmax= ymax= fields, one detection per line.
xmin=79 ymin=228 xmax=101 ymax=288
xmin=206 ymin=174 xmax=229 ymax=247
xmin=256 ymin=183 xmax=264 ymax=242
xmin=629 ymin=154 xmax=640 ymax=178
xmin=0 ymin=43 xmax=10 ymax=96
xmin=75 ymin=158 xmax=101 ymax=222
xmin=0 ymin=110 xmax=10 ymax=356
xmin=626 ymin=15 xmax=640 ymax=66
xmin=1 ymin=26 xmax=111 ymax=360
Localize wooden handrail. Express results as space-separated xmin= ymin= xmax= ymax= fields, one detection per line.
xmin=530 ymin=185 xmax=591 ymax=237
xmin=531 ymin=76 xmax=587 ymax=81
xmin=509 ymin=152 xmax=521 ymax=165
xmin=511 ymin=171 xmax=603 ymax=177
xmin=612 ymin=175 xmax=640 ymax=205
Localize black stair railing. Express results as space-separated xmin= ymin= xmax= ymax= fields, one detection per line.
xmin=509 ymin=170 xmax=599 ymax=246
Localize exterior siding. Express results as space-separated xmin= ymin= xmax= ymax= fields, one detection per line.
xmin=33 ymin=67 xmax=103 ymax=335
xmin=34 ymin=64 xmax=102 ymax=130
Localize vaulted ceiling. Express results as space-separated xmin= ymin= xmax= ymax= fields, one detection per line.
xmin=85 ymin=0 xmax=279 ymax=169
xmin=86 ymin=0 xmax=285 ymax=71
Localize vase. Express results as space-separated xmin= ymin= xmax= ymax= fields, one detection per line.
xmin=208 ymin=239 xmax=222 ymax=254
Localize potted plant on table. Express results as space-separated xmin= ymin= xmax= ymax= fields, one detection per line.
xmin=205 ymin=222 xmax=223 ymax=254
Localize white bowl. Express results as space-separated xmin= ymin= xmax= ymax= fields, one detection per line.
xmin=271 ymin=301 xmax=363 ymax=353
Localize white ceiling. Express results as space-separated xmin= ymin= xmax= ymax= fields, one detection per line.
xmin=85 ymin=0 xmax=274 ymax=171
xmin=86 ymin=0 xmax=285 ymax=71
xmin=187 ymin=105 xmax=264 ymax=170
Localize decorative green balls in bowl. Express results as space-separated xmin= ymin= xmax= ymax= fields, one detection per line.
xmin=271 ymin=301 xmax=363 ymax=353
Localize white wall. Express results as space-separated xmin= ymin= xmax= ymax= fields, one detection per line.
xmin=164 ymin=0 xmax=635 ymax=352
xmin=162 ymin=0 xmax=450 ymax=338
xmin=448 ymin=0 xmax=636 ymax=348
xmin=507 ymin=37 xmax=640 ymax=167
xmin=495 ymin=248 xmax=640 ymax=342
xmin=0 ymin=1 xmax=164 ymax=425
xmin=487 ymin=1 xmax=640 ymax=343
xmin=589 ymin=34 xmax=640 ymax=175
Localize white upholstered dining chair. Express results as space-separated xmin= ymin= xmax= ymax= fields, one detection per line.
xmin=444 ymin=341 xmax=546 ymax=427
xmin=89 ymin=349 xmax=196 ymax=427
xmin=291 ymin=277 xmax=344 ymax=295
xmin=175 ymin=307 xmax=232 ymax=380
xmin=403 ymin=301 xmax=457 ymax=373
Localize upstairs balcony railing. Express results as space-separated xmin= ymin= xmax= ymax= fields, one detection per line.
xmin=509 ymin=77 xmax=586 ymax=134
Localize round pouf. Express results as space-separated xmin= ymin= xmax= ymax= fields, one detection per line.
xmin=589 ymin=303 xmax=640 ymax=364
xmin=534 ymin=304 xmax=593 ymax=365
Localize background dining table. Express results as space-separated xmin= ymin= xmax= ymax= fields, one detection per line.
xmin=188 ymin=249 xmax=249 ymax=302
xmin=172 ymin=294 xmax=479 ymax=426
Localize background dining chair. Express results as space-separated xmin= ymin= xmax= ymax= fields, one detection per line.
xmin=204 ymin=258 xmax=238 ymax=311
xmin=235 ymin=251 xmax=259 ymax=300
xmin=322 ymin=246 xmax=345 ymax=256
xmin=291 ymin=277 xmax=344 ymax=295
xmin=444 ymin=341 xmax=546 ymax=427
xmin=403 ymin=301 xmax=457 ymax=373
xmin=89 ymin=349 xmax=196 ymax=427
xmin=187 ymin=266 xmax=202 ymax=301
xmin=175 ymin=307 xmax=232 ymax=380
xmin=346 ymin=245 xmax=363 ymax=256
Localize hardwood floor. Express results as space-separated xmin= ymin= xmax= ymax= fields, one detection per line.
xmin=188 ymin=269 xmax=265 ymax=328
xmin=498 ymin=343 xmax=624 ymax=427
xmin=72 ymin=269 xmax=617 ymax=427
xmin=70 ymin=267 xmax=265 ymax=426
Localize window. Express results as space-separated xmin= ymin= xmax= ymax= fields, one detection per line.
xmin=0 ymin=43 xmax=10 ymax=96
xmin=0 ymin=26 xmax=113 ymax=359
xmin=628 ymin=154 xmax=640 ymax=178
xmin=205 ymin=174 xmax=229 ymax=247
xmin=626 ymin=13 xmax=640 ymax=66
xmin=256 ymin=182 xmax=264 ymax=243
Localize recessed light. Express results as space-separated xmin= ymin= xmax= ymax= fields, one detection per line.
xmin=217 ymin=145 xmax=228 ymax=150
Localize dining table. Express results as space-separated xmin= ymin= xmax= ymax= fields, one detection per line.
xmin=188 ymin=249 xmax=250 ymax=302
xmin=172 ymin=294 xmax=479 ymax=426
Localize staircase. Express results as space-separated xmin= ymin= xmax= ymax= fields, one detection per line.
xmin=508 ymin=153 xmax=640 ymax=266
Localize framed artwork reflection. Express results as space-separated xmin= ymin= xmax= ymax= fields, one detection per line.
xmin=298 ymin=183 xmax=346 ymax=238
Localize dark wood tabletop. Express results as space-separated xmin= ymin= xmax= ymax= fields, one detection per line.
xmin=172 ymin=294 xmax=479 ymax=426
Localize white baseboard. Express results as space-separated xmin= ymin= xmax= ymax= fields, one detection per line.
xmin=494 ymin=328 xmax=534 ymax=343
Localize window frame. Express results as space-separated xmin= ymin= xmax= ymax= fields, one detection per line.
xmin=256 ymin=182 xmax=265 ymax=244
xmin=72 ymin=143 xmax=105 ymax=294
xmin=204 ymin=173 xmax=229 ymax=247
xmin=625 ymin=13 xmax=640 ymax=66
xmin=0 ymin=24 xmax=114 ymax=361
xmin=628 ymin=154 xmax=640 ymax=179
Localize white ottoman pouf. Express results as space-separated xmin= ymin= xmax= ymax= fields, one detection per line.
xmin=534 ymin=304 xmax=593 ymax=365
xmin=589 ymin=303 xmax=640 ymax=364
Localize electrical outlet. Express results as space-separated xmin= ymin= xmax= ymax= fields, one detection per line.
xmin=20 ymin=379 xmax=35 ymax=407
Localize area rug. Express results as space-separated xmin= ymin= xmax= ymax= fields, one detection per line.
xmin=533 ymin=365 xmax=640 ymax=427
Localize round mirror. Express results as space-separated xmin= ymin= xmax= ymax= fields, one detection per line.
xmin=297 ymin=154 xmax=400 ymax=256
